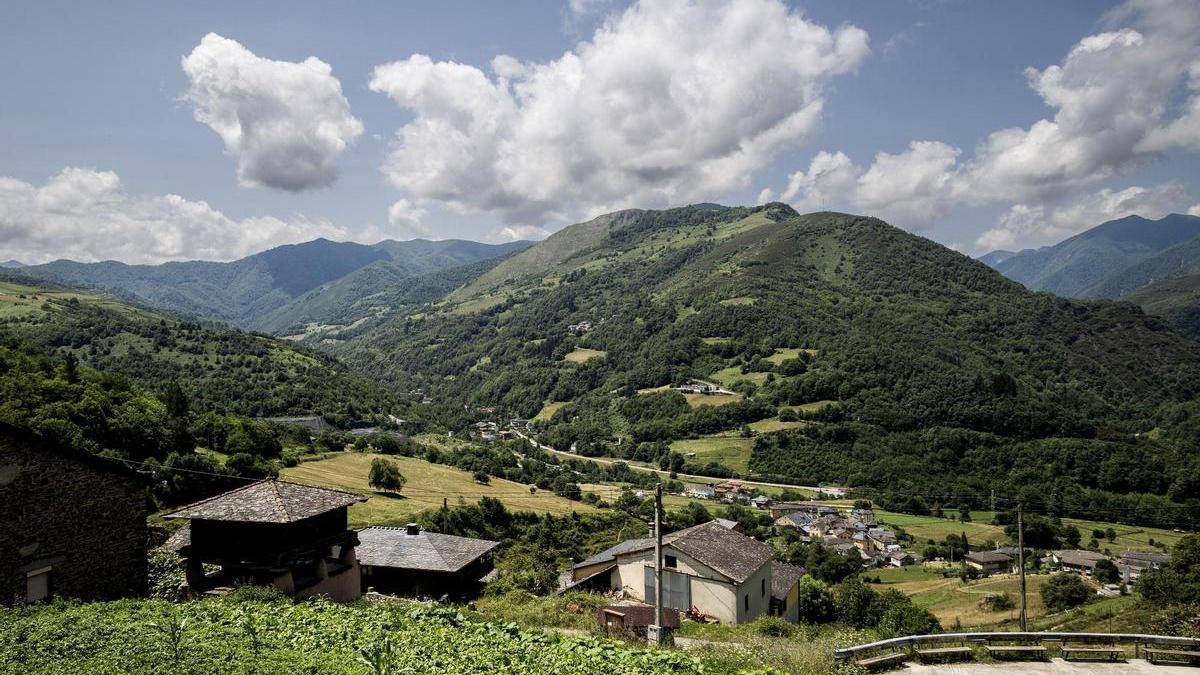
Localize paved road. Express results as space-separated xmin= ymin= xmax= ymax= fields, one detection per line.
xmin=903 ymin=659 xmax=1195 ymax=674
xmin=512 ymin=430 xmax=827 ymax=493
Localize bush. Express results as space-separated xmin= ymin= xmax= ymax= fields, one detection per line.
xmin=834 ymin=577 xmax=880 ymax=628
xmin=1043 ymin=573 xmax=1091 ymax=612
xmin=750 ymin=615 xmax=797 ymax=637
xmin=147 ymin=550 xmax=185 ymax=601
xmin=979 ymin=592 xmax=1015 ymax=612
xmin=794 ymin=576 xmax=835 ymax=623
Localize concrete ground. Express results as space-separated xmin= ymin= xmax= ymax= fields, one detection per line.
xmin=902 ymin=658 xmax=1196 ymax=674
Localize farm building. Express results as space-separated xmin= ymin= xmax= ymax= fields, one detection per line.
xmin=165 ymin=479 xmax=366 ymax=602
xmin=769 ymin=561 xmax=805 ymax=623
xmin=965 ymin=550 xmax=1012 ymax=574
xmin=1118 ymin=550 xmax=1171 ymax=582
xmin=0 ymin=425 xmax=151 ymax=606
xmin=1052 ymin=549 xmax=1107 ymax=575
xmin=357 ymin=524 xmax=499 ymax=599
xmin=566 ymin=520 xmax=797 ymax=624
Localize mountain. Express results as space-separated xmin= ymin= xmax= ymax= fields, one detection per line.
xmin=1082 ymin=233 xmax=1200 ymax=299
xmin=0 ymin=272 xmax=407 ymax=421
xmin=0 ymin=260 xmax=24 ymax=268
xmin=332 ymin=204 xmax=1200 ymax=526
xmin=976 ymin=249 xmax=1015 ymax=267
xmin=1123 ymin=273 xmax=1200 ymax=341
xmin=988 ymin=213 xmax=1200 ymax=297
xmin=17 ymin=238 xmax=531 ymax=333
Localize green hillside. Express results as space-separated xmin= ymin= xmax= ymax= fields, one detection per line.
xmin=0 ymin=275 xmax=402 ymax=420
xmin=335 ymin=205 xmax=1200 ymax=528
xmin=1124 ymin=273 xmax=1200 ymax=341
xmin=1084 ymin=233 xmax=1200 ymax=299
xmin=18 ymin=238 xmax=530 ymax=333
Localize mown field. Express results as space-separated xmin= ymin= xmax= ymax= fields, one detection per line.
xmin=670 ymin=437 xmax=755 ymax=473
xmin=281 ymin=452 xmax=595 ymax=527
xmin=868 ymin=565 xmax=1051 ymax=627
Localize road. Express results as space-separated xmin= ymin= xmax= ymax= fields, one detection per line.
xmin=903 ymin=659 xmax=1194 ymax=674
xmin=512 ymin=429 xmax=829 ymax=494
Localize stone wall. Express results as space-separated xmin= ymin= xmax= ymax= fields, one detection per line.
xmin=0 ymin=434 xmax=150 ymax=605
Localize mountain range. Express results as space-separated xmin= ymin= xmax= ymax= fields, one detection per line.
xmin=14 ymin=238 xmax=531 ymax=336
xmin=980 ymin=213 xmax=1200 ymax=338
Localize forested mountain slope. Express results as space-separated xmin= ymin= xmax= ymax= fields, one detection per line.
xmin=18 ymin=238 xmax=530 ymax=333
xmin=0 ymin=274 xmax=403 ymax=420
xmin=987 ymin=213 xmax=1200 ymax=297
xmin=336 ymin=205 xmax=1200 ymax=527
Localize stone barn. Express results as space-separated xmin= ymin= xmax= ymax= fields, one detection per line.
xmin=0 ymin=424 xmax=151 ymax=605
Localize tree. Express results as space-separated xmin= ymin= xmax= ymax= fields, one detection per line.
xmin=1043 ymin=572 xmax=1091 ymax=611
xmin=368 ymin=458 xmax=405 ymax=494
xmin=793 ymin=575 xmax=834 ymax=623
xmin=163 ymin=380 xmax=190 ymax=420
xmin=473 ymin=470 xmax=490 ymax=485
xmin=1105 ymin=527 xmax=1117 ymax=543
xmin=958 ymin=504 xmax=972 ymax=522
xmin=834 ymin=577 xmax=880 ymax=628
xmin=1093 ymin=559 xmax=1120 ymax=585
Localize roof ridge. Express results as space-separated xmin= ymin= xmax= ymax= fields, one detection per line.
xmin=271 ymin=481 xmax=289 ymax=521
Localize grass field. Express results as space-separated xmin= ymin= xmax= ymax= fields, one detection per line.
xmin=748 ymin=417 xmax=806 ymax=433
xmin=563 ymin=348 xmax=606 ymax=363
xmin=875 ymin=510 xmax=1008 ymax=543
xmin=0 ymin=280 xmax=149 ymax=320
xmin=1060 ymin=516 xmax=1186 ymax=552
xmin=869 ymin=566 xmax=1051 ymax=627
xmin=780 ymin=400 xmax=839 ymax=413
xmin=533 ymin=401 xmax=569 ymax=422
xmin=281 ymin=452 xmax=595 ymax=527
xmin=765 ymin=347 xmax=818 ymax=365
xmin=718 ymin=296 xmax=757 ymax=306
xmin=709 ymin=366 xmax=768 ymax=388
xmin=671 ymin=437 xmax=755 ymax=473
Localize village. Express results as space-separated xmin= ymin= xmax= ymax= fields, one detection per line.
xmin=4 ymin=421 xmax=1178 ymax=646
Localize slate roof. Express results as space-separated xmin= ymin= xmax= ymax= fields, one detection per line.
xmin=619 ymin=520 xmax=774 ymax=584
xmin=1054 ymin=549 xmax=1107 ymax=567
xmin=715 ymin=518 xmax=739 ymax=530
xmin=357 ymin=526 xmax=500 ymax=573
xmin=770 ymin=561 xmax=805 ymax=601
xmin=574 ymin=538 xmax=654 ymax=570
xmin=164 ymin=479 xmax=366 ymax=524
xmin=159 ymin=522 xmax=191 ymax=552
xmin=966 ymin=551 xmax=1012 ymax=564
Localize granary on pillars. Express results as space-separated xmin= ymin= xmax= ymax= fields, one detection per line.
xmin=164 ymin=479 xmax=366 ymax=601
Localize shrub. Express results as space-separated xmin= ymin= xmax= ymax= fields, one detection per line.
xmin=979 ymin=592 xmax=1015 ymax=612
xmin=750 ymin=615 xmax=797 ymax=637
xmin=794 ymin=575 xmax=835 ymax=623
xmin=1043 ymin=573 xmax=1091 ymax=611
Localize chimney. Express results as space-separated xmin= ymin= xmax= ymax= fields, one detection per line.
xmin=406 ymin=523 xmax=420 ymax=536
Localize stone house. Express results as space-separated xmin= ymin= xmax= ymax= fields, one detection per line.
xmin=965 ymin=550 xmax=1012 ymax=574
xmin=0 ymin=425 xmax=150 ymax=605
xmin=357 ymin=524 xmax=499 ymax=599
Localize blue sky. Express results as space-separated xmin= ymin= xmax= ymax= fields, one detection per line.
xmin=2 ymin=0 xmax=1198 ymax=263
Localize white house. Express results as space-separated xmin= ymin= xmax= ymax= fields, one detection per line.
xmin=566 ymin=521 xmax=793 ymax=624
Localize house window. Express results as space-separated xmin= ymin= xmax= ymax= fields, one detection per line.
xmin=665 ymin=555 xmax=677 ymax=569
xmin=761 ymin=578 xmax=766 ymax=597
xmin=25 ymin=567 xmax=50 ymax=603
xmin=744 ymin=593 xmax=749 ymax=612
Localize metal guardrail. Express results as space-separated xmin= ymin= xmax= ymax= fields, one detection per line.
xmin=833 ymin=632 xmax=1200 ymax=661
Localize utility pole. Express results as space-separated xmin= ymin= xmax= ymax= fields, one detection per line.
xmin=650 ymin=483 xmax=665 ymax=644
xmin=990 ymin=488 xmax=996 ymax=520
xmin=442 ymin=497 xmax=449 ymax=533
xmin=1017 ymin=501 xmax=1028 ymax=631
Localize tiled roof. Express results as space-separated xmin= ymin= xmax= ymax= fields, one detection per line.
xmin=164 ymin=479 xmax=366 ymax=524
xmin=357 ymin=527 xmax=500 ymax=572
xmin=158 ymin=522 xmax=191 ymax=552
xmin=574 ymin=538 xmax=654 ymax=570
xmin=1054 ymin=549 xmax=1107 ymax=566
xmin=966 ymin=551 xmax=1012 ymax=564
xmin=770 ymin=561 xmax=805 ymax=600
xmin=620 ymin=520 xmax=774 ymax=584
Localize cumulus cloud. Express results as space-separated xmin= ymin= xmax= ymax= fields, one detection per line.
xmin=975 ymin=183 xmax=1191 ymax=250
xmin=182 ymin=33 xmax=363 ymax=191
xmin=386 ymin=198 xmax=431 ymax=239
xmin=370 ymin=0 xmax=869 ymax=228
xmin=775 ymin=0 xmax=1200 ymax=247
xmin=0 ymin=167 xmax=350 ymax=264
xmin=1190 ymin=204 xmax=1200 ymax=217
xmin=489 ymin=224 xmax=552 ymax=243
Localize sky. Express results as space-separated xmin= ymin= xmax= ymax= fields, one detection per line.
xmin=2 ymin=0 xmax=1200 ymax=264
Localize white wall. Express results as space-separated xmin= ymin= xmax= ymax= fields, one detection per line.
xmin=612 ymin=545 xmax=771 ymax=624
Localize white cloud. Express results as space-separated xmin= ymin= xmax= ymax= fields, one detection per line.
xmin=386 ymin=198 xmax=431 ymax=239
xmin=489 ymin=224 xmax=552 ymax=243
xmin=775 ymin=0 xmax=1200 ymax=248
xmin=0 ymin=167 xmax=350 ymax=264
xmin=1189 ymin=204 xmax=1200 ymax=217
xmin=182 ymin=33 xmax=363 ymax=192
xmin=370 ymin=0 xmax=869 ymax=227
xmin=974 ymin=182 xmax=1191 ymax=250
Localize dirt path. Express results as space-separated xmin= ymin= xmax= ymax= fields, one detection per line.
xmin=513 ymin=429 xmax=826 ymax=493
